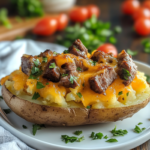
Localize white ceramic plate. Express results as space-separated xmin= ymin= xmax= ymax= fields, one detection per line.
xmin=0 ymin=61 xmax=150 ymax=150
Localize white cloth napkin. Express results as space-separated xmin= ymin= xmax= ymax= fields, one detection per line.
xmin=0 ymin=126 xmax=34 ymax=150
xmin=0 ymin=40 xmax=66 ymax=150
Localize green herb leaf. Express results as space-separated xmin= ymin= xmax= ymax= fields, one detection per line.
xmin=53 ymin=51 xmax=57 ymax=55
xmin=69 ymin=76 xmax=77 ymax=84
xmin=46 ymin=82 xmax=49 ymax=85
xmin=86 ymin=105 xmax=91 ymax=109
xmin=104 ymin=135 xmax=108 ymax=139
xmin=127 ymin=49 xmax=138 ymax=56
xmin=42 ymin=57 xmax=47 ymax=63
xmin=118 ymin=91 xmax=123 ymax=95
xmin=144 ymin=48 xmax=150 ymax=53
xmin=31 ymin=67 xmax=40 ymax=75
xmin=114 ymin=26 xmax=122 ymax=33
xmin=111 ymin=126 xmax=128 ymax=136
xmin=22 ymin=125 xmax=27 ymax=129
xmin=90 ymin=132 xmax=103 ymax=140
xmin=145 ymin=75 xmax=150 ymax=84
xmin=82 ymin=83 xmax=85 ymax=87
xmin=3 ymin=109 xmax=11 ymax=114
xmin=134 ymin=125 xmax=145 ymax=133
xmin=62 ymin=74 xmax=68 ymax=77
xmin=49 ymin=62 xmax=55 ymax=68
xmin=32 ymin=92 xmax=40 ymax=100
xmin=77 ymin=67 xmax=82 ymax=71
xmin=61 ymin=135 xmax=78 ymax=143
xmin=32 ymin=124 xmax=42 ymax=135
xmin=122 ymin=68 xmax=131 ymax=80
xmin=77 ymin=136 xmax=84 ymax=142
xmin=74 ymin=131 xmax=82 ymax=136
xmin=28 ymin=75 xmax=37 ymax=79
xmin=109 ymin=36 xmax=117 ymax=44
xmin=0 ymin=96 xmax=3 ymax=99
xmin=106 ymin=138 xmax=118 ymax=142
xmin=138 ymin=122 xmax=143 ymax=125
xmin=126 ymin=92 xmax=129 ymax=96
xmin=76 ymin=92 xmax=82 ymax=98
xmin=34 ymin=59 xmax=40 ymax=67
xmin=36 ymin=82 xmax=45 ymax=89
xmin=90 ymin=60 xmax=97 ymax=66
xmin=63 ymin=50 xmax=69 ymax=54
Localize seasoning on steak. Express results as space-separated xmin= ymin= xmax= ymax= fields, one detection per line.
xmin=89 ymin=66 xmax=117 ymax=94
xmin=43 ymin=59 xmax=60 ymax=82
xmin=60 ymin=62 xmax=78 ymax=88
xmin=21 ymin=54 xmax=35 ymax=76
xmin=91 ymin=50 xmax=115 ymax=64
xmin=39 ymin=49 xmax=53 ymax=58
xmin=74 ymin=58 xmax=88 ymax=72
xmin=117 ymin=50 xmax=137 ymax=86
xmin=68 ymin=39 xmax=88 ymax=58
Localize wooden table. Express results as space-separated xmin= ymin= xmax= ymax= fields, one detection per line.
xmin=0 ymin=0 xmax=150 ymax=149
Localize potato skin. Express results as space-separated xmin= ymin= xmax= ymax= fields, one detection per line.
xmin=2 ymin=85 xmax=150 ymax=126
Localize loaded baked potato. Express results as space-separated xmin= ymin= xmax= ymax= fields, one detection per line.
xmin=1 ymin=39 xmax=150 ymax=126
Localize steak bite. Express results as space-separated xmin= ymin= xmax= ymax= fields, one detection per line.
xmin=74 ymin=58 xmax=88 ymax=72
xmin=43 ymin=59 xmax=60 ymax=82
xmin=91 ymin=50 xmax=115 ymax=64
xmin=117 ymin=50 xmax=137 ymax=86
xmin=89 ymin=66 xmax=117 ymax=94
xmin=39 ymin=49 xmax=53 ymax=58
xmin=68 ymin=39 xmax=88 ymax=58
xmin=60 ymin=62 xmax=78 ymax=88
xmin=21 ymin=55 xmax=35 ymax=76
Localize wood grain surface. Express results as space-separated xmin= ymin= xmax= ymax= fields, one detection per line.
xmin=0 ymin=0 xmax=150 ymax=149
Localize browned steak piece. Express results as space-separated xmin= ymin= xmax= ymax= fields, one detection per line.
xmin=89 ymin=66 xmax=117 ymax=94
xmin=117 ymin=50 xmax=137 ymax=86
xmin=91 ymin=50 xmax=114 ymax=64
xmin=43 ymin=59 xmax=60 ymax=82
xmin=39 ymin=49 xmax=53 ymax=57
xmin=21 ymin=55 xmax=35 ymax=76
xmin=74 ymin=58 xmax=88 ymax=72
xmin=60 ymin=62 xmax=78 ymax=88
xmin=68 ymin=39 xmax=88 ymax=58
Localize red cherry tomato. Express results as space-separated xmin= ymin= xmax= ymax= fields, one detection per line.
xmin=56 ymin=13 xmax=68 ymax=31
xmin=134 ymin=18 xmax=150 ymax=36
xmin=69 ymin=7 xmax=88 ymax=22
xmin=143 ymin=1 xmax=150 ymax=10
xmin=33 ymin=17 xmax=57 ymax=36
xmin=97 ymin=44 xmax=118 ymax=57
xmin=122 ymin=0 xmax=140 ymax=15
xmin=86 ymin=5 xmax=100 ymax=18
xmin=133 ymin=7 xmax=150 ymax=21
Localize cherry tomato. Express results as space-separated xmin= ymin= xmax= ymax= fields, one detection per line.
xmin=33 ymin=17 xmax=57 ymax=36
xmin=86 ymin=5 xmax=100 ymax=18
xmin=122 ymin=0 xmax=140 ymax=15
xmin=97 ymin=44 xmax=118 ymax=57
xmin=69 ymin=7 xmax=88 ymax=22
xmin=133 ymin=8 xmax=150 ymax=21
xmin=56 ymin=13 xmax=68 ymax=31
xmin=143 ymin=1 xmax=150 ymax=9
xmin=134 ymin=18 xmax=150 ymax=36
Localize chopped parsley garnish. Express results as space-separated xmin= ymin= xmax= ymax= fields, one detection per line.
xmin=76 ymin=48 xmax=80 ymax=52
xmin=114 ymin=26 xmax=122 ymax=33
xmin=104 ymin=135 xmax=108 ymax=139
xmin=90 ymin=60 xmax=97 ymax=66
xmin=34 ymin=59 xmax=40 ymax=66
xmin=90 ymin=132 xmax=103 ymax=140
xmin=28 ymin=75 xmax=38 ymax=79
xmin=76 ymin=92 xmax=82 ymax=98
xmin=22 ymin=125 xmax=27 ymax=129
xmin=122 ymin=68 xmax=131 ymax=80
xmin=82 ymin=83 xmax=85 ymax=87
xmin=62 ymin=73 xmax=68 ymax=77
xmin=32 ymin=124 xmax=43 ymax=135
xmin=126 ymin=92 xmax=129 ymax=96
xmin=74 ymin=131 xmax=82 ymax=136
xmin=141 ymin=38 xmax=150 ymax=53
xmin=106 ymin=138 xmax=118 ymax=142
xmin=69 ymin=76 xmax=77 ymax=84
xmin=31 ymin=66 xmax=40 ymax=75
xmin=63 ymin=50 xmax=69 ymax=54
xmin=32 ymin=92 xmax=40 ymax=100
xmin=46 ymin=82 xmax=49 ymax=85
xmin=134 ymin=125 xmax=145 ymax=133
xmin=36 ymin=82 xmax=45 ymax=89
xmin=42 ymin=57 xmax=47 ymax=63
xmin=61 ymin=135 xmax=84 ymax=143
xmin=145 ymin=75 xmax=150 ymax=84
xmin=118 ymin=91 xmax=123 ymax=95
xmin=111 ymin=126 xmax=128 ymax=136
xmin=3 ymin=109 xmax=11 ymax=114
xmin=77 ymin=67 xmax=82 ymax=71
xmin=53 ymin=51 xmax=57 ymax=55
xmin=138 ymin=122 xmax=143 ymax=125
xmin=49 ymin=62 xmax=56 ymax=68
xmin=86 ymin=105 xmax=91 ymax=109
xmin=127 ymin=49 xmax=138 ymax=56
xmin=0 ymin=96 xmax=3 ymax=99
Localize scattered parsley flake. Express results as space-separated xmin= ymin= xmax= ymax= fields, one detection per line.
xmin=31 ymin=66 xmax=40 ymax=75
xmin=36 ymin=82 xmax=45 ymax=89
xmin=77 ymin=67 xmax=82 ymax=71
xmin=76 ymin=48 xmax=80 ymax=52
xmin=106 ymin=138 xmax=118 ymax=142
xmin=86 ymin=106 xmax=91 ymax=109
xmin=74 ymin=131 xmax=82 ymax=136
xmin=61 ymin=135 xmax=84 ymax=143
xmin=53 ymin=51 xmax=57 ymax=55
xmin=28 ymin=75 xmax=37 ymax=79
xmin=126 ymin=92 xmax=129 ymax=96
xmin=90 ymin=132 xmax=103 ymax=140
xmin=77 ymin=136 xmax=84 ymax=142
xmin=145 ymin=75 xmax=150 ymax=84
xmin=63 ymin=50 xmax=69 ymax=54
xmin=3 ymin=109 xmax=11 ymax=114
xmin=32 ymin=92 xmax=40 ymax=100
xmin=111 ymin=126 xmax=128 ymax=136
xmin=46 ymin=82 xmax=49 ymax=85
xmin=138 ymin=122 xmax=143 ymax=125
xmin=22 ymin=125 xmax=27 ymax=129
xmin=122 ymin=68 xmax=131 ymax=80
xmin=76 ymin=92 xmax=82 ymax=98
xmin=49 ymin=62 xmax=56 ymax=68
xmin=69 ymin=76 xmax=77 ymax=84
xmin=42 ymin=57 xmax=47 ymax=63
xmin=34 ymin=59 xmax=40 ymax=66
xmin=127 ymin=49 xmax=138 ymax=56
xmin=82 ymin=83 xmax=85 ymax=87
xmin=134 ymin=125 xmax=145 ymax=133
xmin=90 ymin=60 xmax=97 ymax=66
xmin=32 ymin=124 xmax=42 ymax=135
xmin=104 ymin=135 xmax=108 ymax=139
xmin=62 ymin=74 xmax=68 ymax=77
xmin=118 ymin=91 xmax=123 ymax=95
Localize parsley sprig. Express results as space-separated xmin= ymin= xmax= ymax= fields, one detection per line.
xmin=74 ymin=131 xmax=82 ymax=136
xmin=122 ymin=68 xmax=131 ymax=80
xmin=76 ymin=92 xmax=82 ymax=98
xmin=90 ymin=132 xmax=103 ymax=140
xmin=49 ymin=62 xmax=56 ymax=68
xmin=69 ymin=76 xmax=78 ymax=84
xmin=134 ymin=125 xmax=145 ymax=133
xmin=61 ymin=135 xmax=84 ymax=143
xmin=111 ymin=126 xmax=128 ymax=136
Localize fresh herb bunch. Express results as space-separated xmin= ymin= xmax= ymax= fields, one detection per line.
xmin=141 ymin=38 xmax=150 ymax=53
xmin=11 ymin=0 xmax=44 ymax=17
xmin=56 ymin=15 xmax=121 ymax=53
xmin=0 ymin=8 xmax=12 ymax=28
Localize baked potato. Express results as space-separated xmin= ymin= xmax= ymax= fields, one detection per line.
xmin=1 ymin=39 xmax=150 ymax=126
